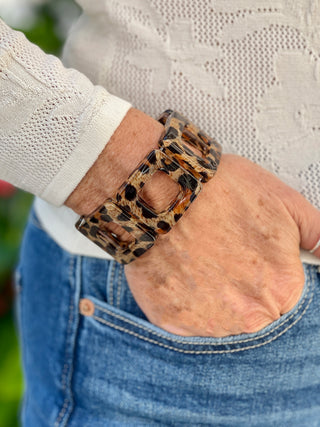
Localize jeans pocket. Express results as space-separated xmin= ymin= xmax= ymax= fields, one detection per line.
xmin=79 ymin=262 xmax=315 ymax=355
xmin=75 ymin=261 xmax=320 ymax=425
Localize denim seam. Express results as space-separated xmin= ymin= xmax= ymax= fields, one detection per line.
xmin=60 ymin=256 xmax=82 ymax=427
xmin=92 ymin=284 xmax=314 ymax=353
xmin=116 ymin=266 xmax=123 ymax=309
xmin=108 ymin=261 xmax=116 ymax=306
xmin=92 ymin=268 xmax=313 ymax=346
xmin=54 ymin=256 xmax=76 ymax=427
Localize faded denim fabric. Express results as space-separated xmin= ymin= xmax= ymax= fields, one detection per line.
xmin=15 ymin=208 xmax=320 ymax=426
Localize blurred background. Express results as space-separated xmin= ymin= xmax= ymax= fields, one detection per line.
xmin=0 ymin=1 xmax=80 ymax=425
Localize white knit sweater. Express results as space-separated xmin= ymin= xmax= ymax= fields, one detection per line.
xmin=1 ymin=0 xmax=319 ymax=264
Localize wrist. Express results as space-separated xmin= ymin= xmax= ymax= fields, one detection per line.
xmin=74 ymin=109 xmax=222 ymax=263
xmin=66 ymin=108 xmax=167 ymax=215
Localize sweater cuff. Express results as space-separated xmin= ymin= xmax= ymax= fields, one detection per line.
xmin=41 ymin=90 xmax=131 ymax=206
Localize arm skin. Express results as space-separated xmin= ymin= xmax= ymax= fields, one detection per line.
xmin=66 ymin=108 xmax=320 ymax=337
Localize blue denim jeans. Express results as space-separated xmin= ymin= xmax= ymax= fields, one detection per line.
xmin=15 ymin=207 xmax=320 ymax=426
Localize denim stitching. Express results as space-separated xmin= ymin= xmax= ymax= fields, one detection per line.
xmin=60 ymin=256 xmax=82 ymax=427
xmin=116 ymin=266 xmax=123 ymax=309
xmin=54 ymin=401 xmax=69 ymax=427
xmin=92 ymin=284 xmax=314 ymax=354
xmin=54 ymin=256 xmax=76 ymax=427
xmin=93 ymin=268 xmax=313 ymax=346
xmin=108 ymin=261 xmax=116 ymax=306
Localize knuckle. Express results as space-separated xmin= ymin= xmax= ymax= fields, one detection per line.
xmin=280 ymin=282 xmax=304 ymax=314
xmin=242 ymin=311 xmax=281 ymax=334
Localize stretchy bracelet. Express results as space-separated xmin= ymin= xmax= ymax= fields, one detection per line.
xmin=75 ymin=110 xmax=222 ymax=264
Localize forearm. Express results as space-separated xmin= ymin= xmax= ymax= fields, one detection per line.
xmin=0 ymin=18 xmax=179 ymax=225
xmin=65 ymin=108 xmax=177 ymax=216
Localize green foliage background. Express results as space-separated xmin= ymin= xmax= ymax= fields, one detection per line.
xmin=0 ymin=2 xmax=79 ymax=426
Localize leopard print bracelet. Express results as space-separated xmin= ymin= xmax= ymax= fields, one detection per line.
xmin=75 ymin=110 xmax=222 ymax=264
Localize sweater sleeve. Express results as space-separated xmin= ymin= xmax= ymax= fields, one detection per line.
xmin=0 ymin=18 xmax=131 ymax=206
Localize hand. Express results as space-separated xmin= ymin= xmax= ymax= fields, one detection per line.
xmin=125 ymin=154 xmax=320 ymax=337
xmin=66 ymin=109 xmax=320 ymax=338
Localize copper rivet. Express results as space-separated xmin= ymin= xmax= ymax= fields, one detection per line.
xmin=79 ymin=298 xmax=95 ymax=316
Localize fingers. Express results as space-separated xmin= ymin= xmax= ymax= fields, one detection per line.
xmin=296 ymin=202 xmax=320 ymax=258
xmin=304 ymin=233 xmax=320 ymax=258
xmin=283 ymin=188 xmax=320 ymax=258
xmin=310 ymin=232 xmax=320 ymax=252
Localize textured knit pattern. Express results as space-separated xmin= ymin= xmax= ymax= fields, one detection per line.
xmin=0 ymin=1 xmax=319 ymax=260
xmin=67 ymin=0 xmax=320 ymax=209
xmin=0 ymin=18 xmax=131 ymax=205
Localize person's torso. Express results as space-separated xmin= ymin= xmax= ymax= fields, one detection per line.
xmin=36 ymin=0 xmax=320 ymax=263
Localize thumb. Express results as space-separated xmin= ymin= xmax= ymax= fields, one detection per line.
xmin=285 ymin=189 xmax=320 ymax=258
